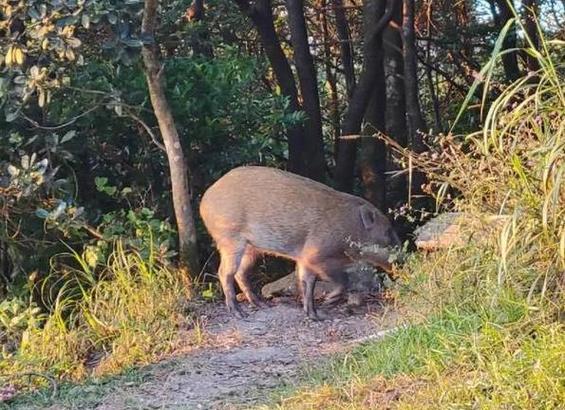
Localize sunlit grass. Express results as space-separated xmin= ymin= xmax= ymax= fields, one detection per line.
xmin=0 ymin=241 xmax=192 ymax=389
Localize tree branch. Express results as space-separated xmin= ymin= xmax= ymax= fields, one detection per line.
xmin=124 ymin=108 xmax=166 ymax=151
xmin=368 ymin=0 xmax=397 ymax=42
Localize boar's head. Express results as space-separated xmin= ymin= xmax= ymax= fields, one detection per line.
xmin=359 ymin=204 xmax=401 ymax=249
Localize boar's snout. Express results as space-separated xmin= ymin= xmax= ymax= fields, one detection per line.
xmin=388 ymin=227 xmax=402 ymax=248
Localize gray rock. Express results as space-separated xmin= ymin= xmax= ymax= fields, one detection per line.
xmin=261 ymin=263 xmax=383 ymax=301
xmin=414 ymin=212 xmax=509 ymax=251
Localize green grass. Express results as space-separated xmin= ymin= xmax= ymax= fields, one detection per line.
xmin=2 ymin=367 xmax=146 ymax=410
xmin=0 ymin=241 xmax=195 ymax=399
xmin=271 ymin=248 xmax=564 ymax=409
xmin=2 ymin=355 xmax=195 ymax=410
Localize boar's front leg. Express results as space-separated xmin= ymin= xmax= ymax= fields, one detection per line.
xmin=317 ymin=257 xmax=349 ymax=307
xmin=218 ymin=245 xmax=246 ymax=318
xmin=297 ymin=264 xmax=319 ymax=320
xmin=323 ymin=272 xmax=348 ymax=307
xmin=234 ymin=246 xmax=266 ymax=308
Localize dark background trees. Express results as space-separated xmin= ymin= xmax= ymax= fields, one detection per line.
xmin=0 ymin=0 xmax=561 ymax=295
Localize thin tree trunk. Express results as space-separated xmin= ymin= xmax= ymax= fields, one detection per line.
xmin=402 ymin=0 xmax=428 ymax=208
xmin=425 ymin=3 xmax=442 ymax=132
xmin=141 ymin=0 xmax=200 ymax=275
xmin=522 ymin=0 xmax=540 ymax=72
xmin=402 ymin=0 xmax=426 ymax=151
xmin=333 ymin=0 xmax=356 ymax=162
xmin=384 ymin=0 xmax=407 ymax=147
xmin=384 ymin=0 xmax=407 ymax=207
xmin=234 ymin=0 xmax=306 ymax=177
xmin=333 ymin=0 xmax=356 ymax=98
xmin=493 ymin=0 xmax=521 ymax=81
xmin=334 ymin=0 xmax=395 ymax=193
xmin=360 ymin=43 xmax=387 ymax=208
xmin=359 ymin=0 xmax=387 ymax=209
xmin=320 ymin=0 xmax=341 ymax=144
xmin=286 ymin=0 xmax=326 ymax=181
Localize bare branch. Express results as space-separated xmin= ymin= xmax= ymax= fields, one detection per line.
xmin=125 ymin=108 xmax=166 ymax=151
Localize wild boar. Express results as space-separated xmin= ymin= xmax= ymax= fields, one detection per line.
xmin=199 ymin=166 xmax=400 ymax=320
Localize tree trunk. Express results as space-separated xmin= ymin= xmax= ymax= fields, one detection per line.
xmin=384 ymin=0 xmax=406 ymax=147
xmin=286 ymin=0 xmax=326 ymax=181
xmin=235 ymin=0 xmax=314 ymax=179
xmin=425 ymin=3 xmax=442 ymax=132
xmin=402 ymin=0 xmax=426 ymax=152
xmin=522 ymin=0 xmax=540 ymax=72
xmin=384 ymin=0 xmax=407 ymax=206
xmin=334 ymin=0 xmax=394 ymax=193
xmin=142 ymin=0 xmax=200 ymax=275
xmin=494 ymin=0 xmax=521 ymax=81
xmin=320 ymin=0 xmax=341 ymax=145
xmin=333 ymin=0 xmax=356 ymax=162
xmin=402 ymin=0 xmax=428 ymax=209
xmin=333 ymin=0 xmax=356 ymax=98
xmin=360 ymin=41 xmax=387 ymax=209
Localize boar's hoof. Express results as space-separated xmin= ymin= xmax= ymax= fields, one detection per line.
xmin=305 ymin=308 xmax=322 ymax=321
xmin=307 ymin=313 xmax=321 ymax=321
xmin=251 ymin=299 xmax=268 ymax=309
xmin=322 ymin=292 xmax=345 ymax=307
xmin=228 ymin=303 xmax=248 ymax=319
xmin=247 ymin=294 xmax=268 ymax=309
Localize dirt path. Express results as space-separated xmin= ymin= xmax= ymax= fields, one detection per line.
xmin=37 ymin=297 xmax=397 ymax=410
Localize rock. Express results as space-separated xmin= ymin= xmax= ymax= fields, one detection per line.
xmin=347 ymin=293 xmax=364 ymax=307
xmin=415 ymin=212 xmax=510 ymax=251
xmin=260 ymin=272 xmax=295 ymax=299
xmin=261 ymin=264 xmax=383 ymax=301
xmin=261 ymin=271 xmax=335 ymax=300
xmin=414 ymin=212 xmax=464 ymax=250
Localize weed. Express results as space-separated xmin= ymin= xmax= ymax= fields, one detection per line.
xmin=0 ymin=241 xmax=192 ymax=394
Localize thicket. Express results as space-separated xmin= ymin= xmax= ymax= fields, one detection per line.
xmin=275 ymin=25 xmax=564 ymax=409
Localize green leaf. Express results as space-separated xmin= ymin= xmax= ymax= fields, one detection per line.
xmin=104 ymin=186 xmax=117 ymax=195
xmin=107 ymin=13 xmax=118 ymax=25
xmin=7 ymin=165 xmax=19 ymax=176
xmin=28 ymin=8 xmax=41 ymax=20
xmin=122 ymin=38 xmax=143 ymax=48
xmin=5 ymin=112 xmax=18 ymax=122
xmin=35 ymin=209 xmax=50 ymax=219
xmin=60 ymin=130 xmax=76 ymax=143
xmin=66 ymin=37 xmax=82 ymax=48
xmin=95 ymin=176 xmax=108 ymax=190
xmin=81 ymin=14 xmax=90 ymax=29
xmin=56 ymin=16 xmax=79 ymax=27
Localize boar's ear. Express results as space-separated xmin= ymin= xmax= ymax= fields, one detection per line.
xmin=359 ymin=205 xmax=376 ymax=229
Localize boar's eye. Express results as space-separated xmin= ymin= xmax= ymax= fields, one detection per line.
xmin=359 ymin=205 xmax=376 ymax=229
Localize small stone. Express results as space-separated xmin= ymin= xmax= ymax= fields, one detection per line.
xmin=347 ymin=293 xmax=364 ymax=307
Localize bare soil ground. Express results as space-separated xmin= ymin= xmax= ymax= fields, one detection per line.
xmin=24 ymin=296 xmax=398 ymax=410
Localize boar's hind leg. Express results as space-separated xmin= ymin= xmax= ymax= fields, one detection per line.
xmin=297 ymin=264 xmax=319 ymax=320
xmin=234 ymin=246 xmax=265 ymax=308
xmin=218 ymin=245 xmax=246 ymax=318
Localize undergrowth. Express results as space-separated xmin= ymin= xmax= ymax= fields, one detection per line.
xmin=272 ymin=21 xmax=564 ymax=410
xmin=0 ymin=241 xmax=192 ymax=395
